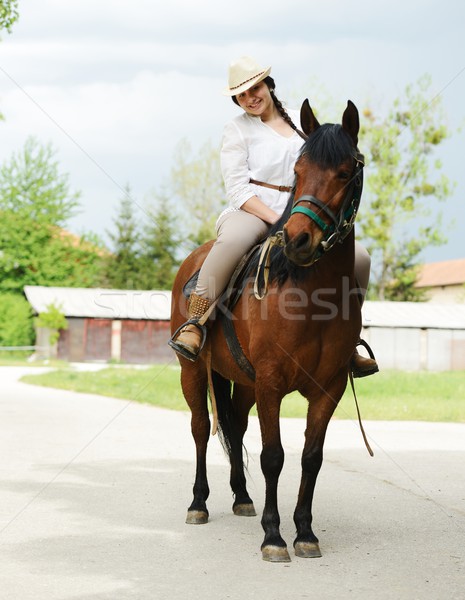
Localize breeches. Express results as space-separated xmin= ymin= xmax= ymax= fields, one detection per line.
xmin=195 ymin=209 xmax=371 ymax=301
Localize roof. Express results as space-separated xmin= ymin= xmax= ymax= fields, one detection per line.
xmin=416 ymin=258 xmax=465 ymax=288
xmin=362 ymin=300 xmax=465 ymax=330
xmin=24 ymin=286 xmax=171 ymax=320
xmin=23 ymin=287 xmax=465 ymax=329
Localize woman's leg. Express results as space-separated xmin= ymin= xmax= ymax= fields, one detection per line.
xmin=171 ymin=209 xmax=269 ymax=360
xmin=195 ymin=210 xmax=270 ymax=300
xmin=354 ymin=240 xmax=371 ymax=301
xmin=352 ymin=241 xmax=378 ymax=377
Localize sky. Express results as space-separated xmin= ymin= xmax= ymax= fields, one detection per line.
xmin=0 ymin=0 xmax=464 ymax=263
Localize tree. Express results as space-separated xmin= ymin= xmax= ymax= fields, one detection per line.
xmin=0 ymin=136 xmax=80 ymax=226
xmin=138 ymin=190 xmax=180 ymax=289
xmin=0 ymin=292 xmax=34 ymax=346
xmin=0 ymin=0 xmax=18 ymax=34
xmin=0 ymin=138 xmax=106 ymax=294
xmin=170 ymin=138 xmax=226 ymax=247
xmin=35 ymin=302 xmax=68 ymax=345
xmin=358 ymin=75 xmax=454 ymax=300
xmin=104 ymin=186 xmax=143 ymax=289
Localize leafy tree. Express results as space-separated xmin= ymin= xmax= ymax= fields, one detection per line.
xmin=104 ymin=186 xmax=143 ymax=289
xmin=35 ymin=302 xmax=68 ymax=345
xmin=0 ymin=0 xmax=18 ymax=34
xmin=138 ymin=190 xmax=180 ymax=289
xmin=358 ymin=75 xmax=454 ymax=300
xmin=0 ymin=137 xmax=81 ymax=226
xmin=170 ymin=138 xmax=226 ymax=247
xmin=0 ymin=138 xmax=106 ymax=293
xmin=0 ymin=292 xmax=34 ymax=346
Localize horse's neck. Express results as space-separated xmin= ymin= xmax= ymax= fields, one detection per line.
xmin=304 ymin=233 xmax=356 ymax=292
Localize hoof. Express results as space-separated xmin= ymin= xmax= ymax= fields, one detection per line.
xmin=294 ymin=541 xmax=322 ymax=558
xmin=185 ymin=510 xmax=208 ymax=525
xmin=233 ymin=503 xmax=257 ymax=517
xmin=262 ymin=545 xmax=291 ymax=563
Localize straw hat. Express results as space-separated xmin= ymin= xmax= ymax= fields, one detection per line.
xmin=223 ymin=56 xmax=272 ymax=96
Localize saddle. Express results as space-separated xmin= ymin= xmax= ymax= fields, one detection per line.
xmin=182 ymin=244 xmax=265 ymax=381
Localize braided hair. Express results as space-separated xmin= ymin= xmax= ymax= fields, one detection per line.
xmin=232 ymin=76 xmax=302 ymax=136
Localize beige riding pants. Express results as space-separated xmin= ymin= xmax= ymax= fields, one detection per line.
xmin=195 ymin=209 xmax=371 ymax=301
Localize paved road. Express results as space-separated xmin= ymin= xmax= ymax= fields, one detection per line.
xmin=0 ymin=365 xmax=464 ymax=599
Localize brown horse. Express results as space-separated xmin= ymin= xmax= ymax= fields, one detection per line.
xmin=170 ymin=100 xmax=365 ymax=562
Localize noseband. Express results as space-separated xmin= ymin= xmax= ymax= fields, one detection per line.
xmin=290 ymin=151 xmax=364 ymax=262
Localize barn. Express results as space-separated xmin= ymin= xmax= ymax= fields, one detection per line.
xmin=24 ymin=286 xmax=465 ymax=371
xmin=361 ymin=301 xmax=465 ymax=372
xmin=24 ymin=285 xmax=173 ymax=363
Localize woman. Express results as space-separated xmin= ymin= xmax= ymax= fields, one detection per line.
xmin=170 ymin=56 xmax=378 ymax=377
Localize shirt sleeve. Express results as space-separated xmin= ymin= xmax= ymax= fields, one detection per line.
xmin=220 ymin=120 xmax=257 ymax=209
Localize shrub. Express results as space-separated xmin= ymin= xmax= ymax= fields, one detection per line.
xmin=0 ymin=292 xmax=35 ymax=347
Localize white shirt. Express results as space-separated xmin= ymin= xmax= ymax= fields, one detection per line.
xmin=219 ymin=109 xmax=304 ymax=221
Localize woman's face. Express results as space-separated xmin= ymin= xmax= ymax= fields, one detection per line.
xmin=235 ymin=81 xmax=274 ymax=118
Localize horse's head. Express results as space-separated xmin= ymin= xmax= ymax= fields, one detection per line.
xmin=283 ymin=100 xmax=364 ymax=266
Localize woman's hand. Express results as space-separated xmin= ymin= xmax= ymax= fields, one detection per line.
xmin=241 ymin=196 xmax=280 ymax=224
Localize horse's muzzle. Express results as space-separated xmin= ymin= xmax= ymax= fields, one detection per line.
xmin=283 ymin=229 xmax=316 ymax=266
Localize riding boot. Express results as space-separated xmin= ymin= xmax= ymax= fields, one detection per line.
xmin=351 ymin=339 xmax=379 ymax=378
xmin=169 ymin=293 xmax=212 ymax=361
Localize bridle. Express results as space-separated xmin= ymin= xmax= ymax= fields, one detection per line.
xmin=253 ymin=147 xmax=365 ymax=299
xmin=289 ymin=150 xmax=365 ymax=265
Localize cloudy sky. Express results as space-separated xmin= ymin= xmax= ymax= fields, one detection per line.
xmin=0 ymin=0 xmax=464 ymax=262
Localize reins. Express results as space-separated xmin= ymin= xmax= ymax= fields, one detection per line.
xmin=253 ymin=232 xmax=285 ymax=299
xmin=251 ymin=143 xmax=373 ymax=456
xmin=349 ymin=371 xmax=374 ymax=456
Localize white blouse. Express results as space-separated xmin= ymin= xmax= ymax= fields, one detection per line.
xmin=219 ymin=109 xmax=304 ymax=220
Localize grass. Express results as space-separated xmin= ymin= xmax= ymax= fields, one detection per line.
xmin=19 ymin=364 xmax=465 ymax=423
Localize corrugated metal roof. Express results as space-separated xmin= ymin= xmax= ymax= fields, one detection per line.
xmin=24 ymin=286 xmax=171 ymax=320
xmin=362 ymin=300 xmax=465 ymax=329
xmin=416 ymin=258 xmax=465 ymax=287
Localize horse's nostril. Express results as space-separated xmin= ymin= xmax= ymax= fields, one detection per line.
xmin=295 ymin=232 xmax=310 ymax=249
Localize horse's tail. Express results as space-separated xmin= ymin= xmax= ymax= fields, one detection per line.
xmin=209 ymin=370 xmax=245 ymax=468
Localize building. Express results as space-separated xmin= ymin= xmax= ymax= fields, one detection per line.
xmin=24 ymin=286 xmax=465 ymax=371
xmin=361 ymin=300 xmax=465 ymax=371
xmin=24 ymin=286 xmax=172 ymax=363
xmin=415 ymin=258 xmax=465 ymax=303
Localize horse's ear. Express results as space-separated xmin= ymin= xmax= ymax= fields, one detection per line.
xmin=342 ymin=100 xmax=359 ymax=146
xmin=300 ymin=98 xmax=320 ymax=136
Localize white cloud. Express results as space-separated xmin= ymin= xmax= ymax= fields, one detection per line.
xmin=0 ymin=0 xmax=464 ymax=260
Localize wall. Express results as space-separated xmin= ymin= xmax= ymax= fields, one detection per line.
xmin=420 ymin=284 xmax=465 ymax=304
xmin=57 ymin=318 xmax=173 ymax=363
xmin=362 ymin=326 xmax=465 ymax=371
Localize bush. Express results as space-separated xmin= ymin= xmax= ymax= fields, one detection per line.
xmin=0 ymin=292 xmax=35 ymax=347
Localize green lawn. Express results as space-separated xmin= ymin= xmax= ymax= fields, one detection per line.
xmin=20 ymin=364 xmax=465 ymax=422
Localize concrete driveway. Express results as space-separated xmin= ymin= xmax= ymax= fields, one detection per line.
xmin=0 ymin=365 xmax=464 ymax=599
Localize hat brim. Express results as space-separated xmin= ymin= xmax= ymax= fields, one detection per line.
xmin=222 ymin=66 xmax=272 ymax=96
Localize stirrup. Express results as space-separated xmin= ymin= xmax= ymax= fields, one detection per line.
xmin=168 ymin=319 xmax=208 ymax=362
xmin=352 ymin=339 xmax=379 ymax=378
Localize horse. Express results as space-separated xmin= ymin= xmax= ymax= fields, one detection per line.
xmin=170 ymin=99 xmax=365 ymax=562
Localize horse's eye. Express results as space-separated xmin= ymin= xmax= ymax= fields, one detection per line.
xmin=338 ymin=170 xmax=351 ymax=180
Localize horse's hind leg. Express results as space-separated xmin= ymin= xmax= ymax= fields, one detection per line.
xmin=181 ymin=362 xmax=211 ymax=524
xmin=230 ymin=384 xmax=256 ymax=517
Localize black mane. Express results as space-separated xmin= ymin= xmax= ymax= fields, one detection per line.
xmin=249 ymin=123 xmax=356 ymax=287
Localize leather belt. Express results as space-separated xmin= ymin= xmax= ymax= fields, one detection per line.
xmin=249 ymin=178 xmax=292 ymax=193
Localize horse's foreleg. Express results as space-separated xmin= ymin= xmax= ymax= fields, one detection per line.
xmin=230 ymin=384 xmax=256 ymax=517
xmin=181 ymin=365 xmax=211 ymax=524
xmin=293 ymin=374 xmax=346 ymax=557
xmin=257 ymin=393 xmax=290 ymax=562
